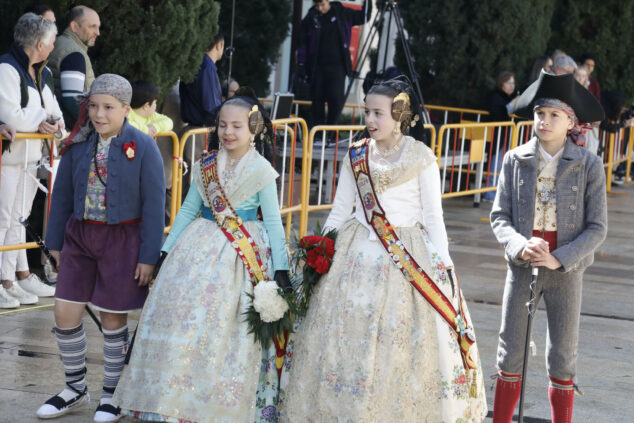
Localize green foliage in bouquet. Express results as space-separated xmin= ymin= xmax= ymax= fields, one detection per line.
xmin=288 ymin=222 xmax=337 ymax=318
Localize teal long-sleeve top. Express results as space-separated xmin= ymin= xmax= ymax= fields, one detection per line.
xmin=162 ymin=181 xmax=289 ymax=271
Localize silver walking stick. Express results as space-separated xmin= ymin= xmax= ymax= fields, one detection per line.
xmin=518 ymin=266 xmax=539 ymax=423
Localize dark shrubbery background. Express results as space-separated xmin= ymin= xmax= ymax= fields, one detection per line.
xmin=398 ymin=0 xmax=632 ymax=107
xmin=1 ymin=1 xmax=631 ymax=104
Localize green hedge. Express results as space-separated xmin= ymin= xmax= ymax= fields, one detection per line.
xmin=548 ymin=0 xmax=634 ymax=98
xmin=397 ymin=0 xmax=554 ymax=108
xmin=216 ymin=0 xmax=291 ymax=97
xmin=0 ymin=0 xmax=220 ymax=98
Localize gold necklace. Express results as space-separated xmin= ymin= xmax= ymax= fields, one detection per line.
xmin=375 ymin=136 xmax=403 ymax=158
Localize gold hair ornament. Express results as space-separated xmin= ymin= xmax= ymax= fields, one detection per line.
xmin=391 ymin=92 xmax=413 ymax=126
xmin=248 ymin=105 xmax=266 ymax=136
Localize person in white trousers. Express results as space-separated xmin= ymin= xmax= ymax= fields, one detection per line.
xmin=0 ymin=13 xmax=65 ymax=308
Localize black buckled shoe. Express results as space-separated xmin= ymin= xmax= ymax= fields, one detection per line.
xmin=36 ymin=385 xmax=90 ymax=419
xmin=93 ymin=402 xmax=123 ymax=423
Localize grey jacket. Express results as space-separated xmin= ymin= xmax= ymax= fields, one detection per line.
xmin=491 ymin=137 xmax=607 ymax=272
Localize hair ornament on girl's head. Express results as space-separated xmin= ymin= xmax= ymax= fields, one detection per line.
xmin=361 ymin=75 xmax=429 ymax=143
xmin=248 ymin=105 xmax=266 ymax=137
xmin=373 ymin=75 xmax=423 ymax=130
xmin=391 ymin=92 xmax=413 ymax=125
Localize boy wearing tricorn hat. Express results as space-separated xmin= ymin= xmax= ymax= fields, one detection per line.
xmin=490 ymin=71 xmax=607 ymax=423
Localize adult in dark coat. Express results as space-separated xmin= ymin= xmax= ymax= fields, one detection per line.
xmin=297 ymin=0 xmax=371 ymax=126
xmin=488 ymin=71 xmax=519 ymax=122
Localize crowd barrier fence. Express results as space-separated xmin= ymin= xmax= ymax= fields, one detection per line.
xmin=3 ymin=116 xmax=630 ymax=256
xmin=271 ymin=117 xmax=310 ymax=240
xmin=0 ymin=132 xmax=180 ymax=253
xmin=260 ymin=98 xmax=365 ymax=125
xmin=154 ymin=131 xmax=180 ymax=228
xmin=298 ymin=124 xmax=365 ymax=237
xmin=626 ymin=128 xmax=634 ymax=184
xmin=436 ymin=121 xmax=517 ymax=204
xmin=598 ymin=127 xmax=632 ymax=193
xmin=176 ymin=127 xmax=215 ymax=208
xmin=514 ymin=120 xmax=535 ymax=147
xmin=259 ymin=97 xmax=492 ymax=127
xmin=426 ymin=105 xmax=490 ymax=125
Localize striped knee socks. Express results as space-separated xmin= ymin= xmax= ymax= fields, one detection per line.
xmin=101 ymin=325 xmax=128 ymax=404
xmin=54 ymin=324 xmax=88 ymax=401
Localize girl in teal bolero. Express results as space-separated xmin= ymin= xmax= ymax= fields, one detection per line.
xmin=114 ymin=94 xmax=290 ymax=423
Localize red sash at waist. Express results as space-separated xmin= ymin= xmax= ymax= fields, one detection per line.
xmin=532 ymin=229 xmax=557 ymax=251
xmin=83 ymin=218 xmax=142 ymax=225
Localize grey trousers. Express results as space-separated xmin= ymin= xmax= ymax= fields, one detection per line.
xmin=497 ymin=265 xmax=583 ymax=381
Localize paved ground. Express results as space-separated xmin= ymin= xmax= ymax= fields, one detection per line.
xmin=1 ymin=183 xmax=632 ymax=422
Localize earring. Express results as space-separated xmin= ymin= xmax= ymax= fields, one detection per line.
xmin=392 ymin=123 xmax=401 ymax=136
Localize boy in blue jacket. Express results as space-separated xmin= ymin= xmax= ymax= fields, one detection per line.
xmin=37 ymin=74 xmax=165 ymax=422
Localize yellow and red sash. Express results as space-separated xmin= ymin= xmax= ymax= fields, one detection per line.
xmin=200 ymin=150 xmax=267 ymax=282
xmin=200 ymin=150 xmax=288 ymax=377
xmin=349 ymin=140 xmax=477 ymax=371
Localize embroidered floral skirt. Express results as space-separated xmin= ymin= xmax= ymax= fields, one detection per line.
xmin=279 ymin=220 xmax=487 ymax=423
xmin=113 ymin=217 xmax=283 ymax=423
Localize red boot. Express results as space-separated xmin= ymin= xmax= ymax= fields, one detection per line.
xmin=492 ymin=371 xmax=522 ymax=423
xmin=549 ymin=376 xmax=575 ymax=423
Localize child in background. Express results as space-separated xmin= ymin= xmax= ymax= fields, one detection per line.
xmin=128 ymin=80 xmax=173 ymax=137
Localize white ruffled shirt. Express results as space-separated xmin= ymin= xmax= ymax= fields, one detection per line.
xmin=324 ymin=139 xmax=454 ymax=268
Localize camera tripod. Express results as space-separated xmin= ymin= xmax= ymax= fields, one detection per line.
xmin=342 ymin=1 xmax=429 ymax=124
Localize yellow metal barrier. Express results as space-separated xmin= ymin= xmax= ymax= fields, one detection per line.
xmin=154 ymin=131 xmax=180 ymax=227
xmin=176 ymin=127 xmax=215 ymax=209
xmin=436 ymin=122 xmax=516 ymax=202
xmin=299 ymin=125 xmax=365 ymax=236
xmin=513 ymin=120 xmax=535 ymax=147
xmin=426 ymin=104 xmax=490 ymax=125
xmin=599 ymin=127 xmax=631 ymax=194
xmin=0 ymin=133 xmax=55 ymax=253
xmin=626 ymin=128 xmax=634 ymax=183
xmin=260 ymin=98 xmax=492 ymax=126
xmin=260 ymin=98 xmax=365 ymax=125
xmin=604 ymin=131 xmax=615 ymax=193
xmin=271 ymin=117 xmax=309 ymax=240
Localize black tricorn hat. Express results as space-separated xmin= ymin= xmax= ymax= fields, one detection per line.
xmin=515 ymin=71 xmax=604 ymax=123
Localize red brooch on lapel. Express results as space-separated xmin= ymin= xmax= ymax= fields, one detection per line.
xmin=123 ymin=141 xmax=136 ymax=161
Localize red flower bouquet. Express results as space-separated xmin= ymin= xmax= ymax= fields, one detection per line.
xmin=301 ymin=235 xmax=335 ymax=274
xmin=289 ymin=223 xmax=337 ymax=317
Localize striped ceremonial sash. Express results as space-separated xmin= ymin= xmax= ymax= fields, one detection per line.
xmin=349 ymin=140 xmax=477 ymax=371
xmin=200 ymin=150 xmax=288 ymax=379
xmin=200 ymin=150 xmax=267 ymax=282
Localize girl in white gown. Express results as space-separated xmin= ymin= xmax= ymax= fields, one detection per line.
xmin=279 ymin=78 xmax=487 ymax=423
